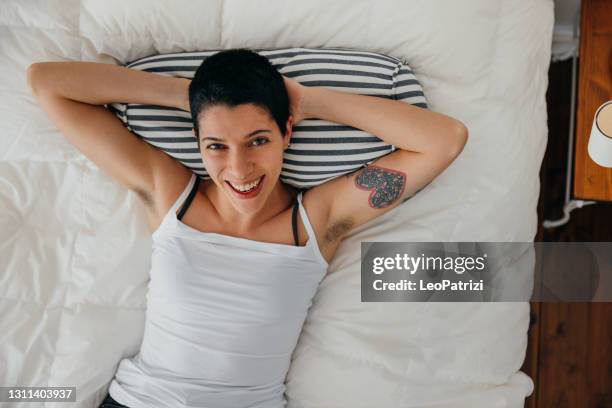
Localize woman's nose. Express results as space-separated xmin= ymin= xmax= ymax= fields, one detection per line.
xmin=228 ymin=150 xmax=252 ymax=179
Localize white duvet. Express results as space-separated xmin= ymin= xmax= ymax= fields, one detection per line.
xmin=0 ymin=1 xmax=553 ymax=407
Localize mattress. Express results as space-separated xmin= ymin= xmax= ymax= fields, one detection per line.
xmin=0 ymin=1 xmax=553 ymax=407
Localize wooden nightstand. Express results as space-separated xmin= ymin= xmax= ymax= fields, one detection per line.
xmin=543 ymin=0 xmax=611 ymax=228
xmin=573 ymin=0 xmax=612 ymax=201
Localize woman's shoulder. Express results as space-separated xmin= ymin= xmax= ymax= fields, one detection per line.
xmin=299 ymin=180 xmax=349 ymax=255
xmin=300 ymin=177 xmax=342 ymax=225
xmin=144 ymin=164 xmax=194 ymax=233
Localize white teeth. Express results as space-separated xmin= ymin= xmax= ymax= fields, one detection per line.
xmin=229 ymin=177 xmax=262 ymax=192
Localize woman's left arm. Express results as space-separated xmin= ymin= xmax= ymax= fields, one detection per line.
xmin=287 ymin=77 xmax=467 ymax=155
xmin=283 ymin=76 xmax=468 ymax=244
xmin=303 ymin=88 xmax=467 ymax=153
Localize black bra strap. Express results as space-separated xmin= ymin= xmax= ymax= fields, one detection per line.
xmin=292 ymin=200 xmax=300 ymax=246
xmin=177 ymin=176 xmax=200 ymax=221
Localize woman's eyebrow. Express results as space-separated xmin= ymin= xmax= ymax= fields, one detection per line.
xmin=201 ymin=129 xmax=271 ymax=142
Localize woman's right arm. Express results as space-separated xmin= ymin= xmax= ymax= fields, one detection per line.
xmin=27 ymin=62 xmax=191 ymax=217
xmin=27 ymin=62 xmax=190 ymax=109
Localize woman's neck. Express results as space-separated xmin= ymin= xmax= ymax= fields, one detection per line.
xmin=204 ymin=179 xmax=296 ymax=233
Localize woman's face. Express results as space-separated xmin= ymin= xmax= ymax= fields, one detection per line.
xmin=196 ymin=103 xmax=292 ymax=215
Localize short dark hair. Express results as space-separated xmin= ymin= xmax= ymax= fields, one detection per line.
xmin=188 ymin=49 xmax=290 ymax=150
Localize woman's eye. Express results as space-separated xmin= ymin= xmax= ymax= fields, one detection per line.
xmin=251 ymin=137 xmax=269 ymax=146
xmin=206 ymin=138 xmax=268 ymax=151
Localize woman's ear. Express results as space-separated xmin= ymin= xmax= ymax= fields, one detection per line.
xmin=283 ymin=116 xmax=294 ymax=150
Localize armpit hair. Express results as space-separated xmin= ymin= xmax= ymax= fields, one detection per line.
xmin=324 ymin=216 xmax=355 ymax=244
xmin=132 ymin=186 xmax=155 ymax=210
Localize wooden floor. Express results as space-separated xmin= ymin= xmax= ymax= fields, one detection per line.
xmin=521 ymin=59 xmax=612 ymax=408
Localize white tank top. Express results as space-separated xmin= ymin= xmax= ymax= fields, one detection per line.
xmin=109 ymin=173 xmax=328 ymax=408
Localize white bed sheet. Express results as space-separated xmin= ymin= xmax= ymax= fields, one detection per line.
xmin=0 ymin=1 xmax=553 ymax=407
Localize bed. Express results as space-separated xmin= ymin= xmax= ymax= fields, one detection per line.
xmin=0 ymin=1 xmax=553 ymax=407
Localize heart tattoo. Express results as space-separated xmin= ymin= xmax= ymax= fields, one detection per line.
xmin=355 ymin=165 xmax=406 ymax=209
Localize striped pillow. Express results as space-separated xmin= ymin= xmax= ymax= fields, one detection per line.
xmin=108 ymin=48 xmax=428 ymax=189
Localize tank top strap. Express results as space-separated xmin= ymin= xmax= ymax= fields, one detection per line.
xmin=168 ymin=173 xmax=198 ymax=217
xmin=296 ymin=191 xmax=317 ymax=247
xmin=291 ymin=200 xmax=300 ymax=246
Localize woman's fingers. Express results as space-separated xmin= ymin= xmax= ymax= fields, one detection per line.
xmin=282 ymin=75 xmax=305 ymax=123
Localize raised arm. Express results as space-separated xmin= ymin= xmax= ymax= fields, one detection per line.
xmin=27 ymin=62 xmax=190 ymax=109
xmin=285 ymin=77 xmax=467 ymax=243
xmin=27 ymin=61 xmax=191 ymax=220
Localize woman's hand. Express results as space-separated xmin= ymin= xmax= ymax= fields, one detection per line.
xmin=177 ymin=77 xmax=191 ymax=112
xmin=282 ymin=75 xmax=309 ymax=123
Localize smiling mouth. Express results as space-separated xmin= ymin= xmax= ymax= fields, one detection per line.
xmin=225 ymin=175 xmax=264 ymax=193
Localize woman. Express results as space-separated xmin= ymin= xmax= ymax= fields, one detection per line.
xmin=27 ymin=49 xmax=467 ymax=408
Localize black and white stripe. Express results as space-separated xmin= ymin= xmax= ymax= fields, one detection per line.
xmin=109 ymin=47 xmax=428 ymax=188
